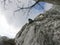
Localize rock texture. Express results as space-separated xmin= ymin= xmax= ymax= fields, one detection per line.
xmin=34 ymin=0 xmax=60 ymax=5
xmin=0 ymin=36 xmax=15 ymax=45
xmin=15 ymin=4 xmax=60 ymax=45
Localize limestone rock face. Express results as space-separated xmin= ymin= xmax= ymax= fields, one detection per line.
xmin=15 ymin=5 xmax=60 ymax=45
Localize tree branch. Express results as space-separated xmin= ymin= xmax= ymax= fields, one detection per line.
xmin=14 ymin=0 xmax=40 ymax=12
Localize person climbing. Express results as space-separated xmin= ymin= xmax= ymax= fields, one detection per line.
xmin=28 ymin=18 xmax=34 ymax=24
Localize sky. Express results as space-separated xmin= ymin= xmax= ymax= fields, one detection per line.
xmin=0 ymin=0 xmax=53 ymax=38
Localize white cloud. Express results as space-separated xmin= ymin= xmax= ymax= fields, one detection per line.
xmin=0 ymin=13 xmax=20 ymax=38
xmin=0 ymin=0 xmax=29 ymax=38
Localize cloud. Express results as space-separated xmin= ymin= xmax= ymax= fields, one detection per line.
xmin=0 ymin=15 xmax=20 ymax=38
xmin=0 ymin=0 xmax=35 ymax=38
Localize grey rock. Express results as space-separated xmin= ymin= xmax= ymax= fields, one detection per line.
xmin=0 ymin=36 xmax=15 ymax=45
xmin=15 ymin=4 xmax=60 ymax=45
xmin=34 ymin=0 xmax=60 ymax=5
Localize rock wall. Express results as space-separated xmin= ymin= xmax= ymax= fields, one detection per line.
xmin=34 ymin=0 xmax=60 ymax=5
xmin=0 ymin=36 xmax=15 ymax=45
xmin=15 ymin=4 xmax=60 ymax=45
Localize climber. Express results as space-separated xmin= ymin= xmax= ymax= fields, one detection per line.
xmin=28 ymin=18 xmax=34 ymax=24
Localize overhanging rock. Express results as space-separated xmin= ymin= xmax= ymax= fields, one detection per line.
xmin=15 ymin=5 xmax=60 ymax=45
